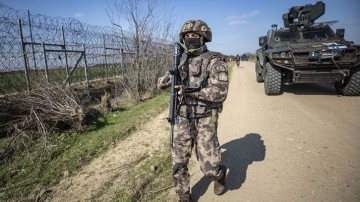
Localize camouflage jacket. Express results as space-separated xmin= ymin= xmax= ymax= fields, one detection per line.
xmin=158 ymin=51 xmax=229 ymax=118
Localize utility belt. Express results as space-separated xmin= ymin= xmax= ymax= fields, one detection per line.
xmin=178 ymin=97 xmax=222 ymax=122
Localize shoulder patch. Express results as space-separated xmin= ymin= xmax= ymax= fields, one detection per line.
xmin=218 ymin=72 xmax=228 ymax=81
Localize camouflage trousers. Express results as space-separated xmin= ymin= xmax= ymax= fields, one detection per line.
xmin=172 ymin=114 xmax=223 ymax=195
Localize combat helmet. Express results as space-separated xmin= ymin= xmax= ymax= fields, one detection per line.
xmin=179 ymin=20 xmax=212 ymax=43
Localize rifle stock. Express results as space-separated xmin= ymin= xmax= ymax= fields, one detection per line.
xmin=168 ymin=43 xmax=183 ymax=148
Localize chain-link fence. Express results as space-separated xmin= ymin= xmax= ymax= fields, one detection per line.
xmin=0 ymin=3 xmax=173 ymax=98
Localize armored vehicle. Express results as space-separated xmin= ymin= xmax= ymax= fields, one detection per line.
xmin=241 ymin=54 xmax=248 ymax=61
xmin=255 ymin=1 xmax=360 ymax=95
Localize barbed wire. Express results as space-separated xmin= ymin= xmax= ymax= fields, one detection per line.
xmin=0 ymin=3 xmax=173 ymax=96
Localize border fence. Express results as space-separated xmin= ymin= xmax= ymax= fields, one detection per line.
xmin=0 ymin=4 xmax=172 ymax=97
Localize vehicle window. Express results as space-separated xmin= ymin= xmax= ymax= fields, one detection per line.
xmin=303 ymin=30 xmax=328 ymax=40
xmin=273 ymin=31 xmax=300 ymax=42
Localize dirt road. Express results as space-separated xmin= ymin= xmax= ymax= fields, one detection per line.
xmin=190 ymin=61 xmax=360 ymax=202
xmin=50 ymin=61 xmax=359 ymax=202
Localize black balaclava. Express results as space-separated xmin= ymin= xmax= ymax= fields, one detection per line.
xmin=184 ymin=38 xmax=201 ymax=50
xmin=183 ymin=36 xmax=207 ymax=56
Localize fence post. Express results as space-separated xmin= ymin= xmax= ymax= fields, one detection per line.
xmin=121 ymin=48 xmax=124 ymax=77
xmin=18 ymin=19 xmax=31 ymax=91
xmin=28 ymin=10 xmax=38 ymax=76
xmin=103 ymin=34 xmax=108 ymax=80
xmin=82 ymin=44 xmax=90 ymax=97
xmin=42 ymin=42 xmax=49 ymax=83
xmin=61 ymin=26 xmax=70 ymax=83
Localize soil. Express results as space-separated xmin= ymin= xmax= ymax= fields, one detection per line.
xmin=49 ymin=110 xmax=176 ymax=201
xmin=49 ymin=61 xmax=360 ymax=202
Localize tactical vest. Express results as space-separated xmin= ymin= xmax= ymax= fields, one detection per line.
xmin=178 ymin=51 xmax=223 ymax=118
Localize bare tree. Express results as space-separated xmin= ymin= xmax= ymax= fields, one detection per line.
xmin=105 ymin=0 xmax=176 ymax=101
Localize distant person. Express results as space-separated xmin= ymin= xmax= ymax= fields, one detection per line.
xmin=235 ymin=54 xmax=240 ymax=67
xmin=158 ymin=19 xmax=229 ymax=202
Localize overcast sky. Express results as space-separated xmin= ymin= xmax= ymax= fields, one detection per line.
xmin=1 ymin=0 xmax=359 ymax=55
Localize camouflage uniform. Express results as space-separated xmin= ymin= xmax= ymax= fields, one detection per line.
xmin=158 ymin=20 xmax=228 ymax=201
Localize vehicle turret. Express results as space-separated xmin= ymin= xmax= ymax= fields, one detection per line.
xmin=282 ymin=1 xmax=325 ymax=28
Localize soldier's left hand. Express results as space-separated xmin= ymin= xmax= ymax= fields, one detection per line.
xmin=175 ymin=85 xmax=186 ymax=95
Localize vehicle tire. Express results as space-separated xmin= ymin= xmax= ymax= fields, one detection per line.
xmin=255 ymin=60 xmax=264 ymax=82
xmin=264 ymin=62 xmax=282 ymax=95
xmin=335 ymin=70 xmax=360 ymax=96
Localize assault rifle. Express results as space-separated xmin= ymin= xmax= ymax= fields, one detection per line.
xmin=167 ymin=43 xmax=183 ymax=148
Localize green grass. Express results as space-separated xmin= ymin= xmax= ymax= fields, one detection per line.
xmin=228 ymin=61 xmax=234 ymax=79
xmin=0 ymin=92 xmax=170 ymax=201
xmin=111 ymin=150 xmax=174 ymax=202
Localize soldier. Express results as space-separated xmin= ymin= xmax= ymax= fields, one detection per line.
xmin=235 ymin=54 xmax=240 ymax=67
xmin=158 ymin=20 xmax=229 ymax=202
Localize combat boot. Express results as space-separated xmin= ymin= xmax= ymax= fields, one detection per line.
xmin=214 ymin=165 xmax=227 ymax=195
xmin=178 ymin=192 xmax=192 ymax=202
